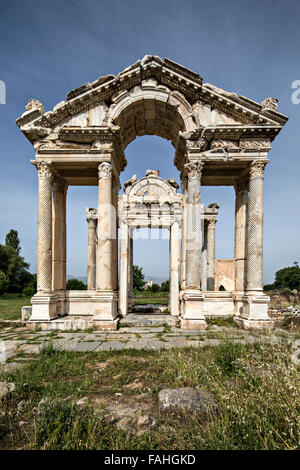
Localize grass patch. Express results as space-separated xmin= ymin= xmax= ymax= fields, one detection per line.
xmin=207 ymin=317 xmax=236 ymax=328
xmin=0 ymin=295 xmax=31 ymax=321
xmin=0 ymin=339 xmax=299 ymax=450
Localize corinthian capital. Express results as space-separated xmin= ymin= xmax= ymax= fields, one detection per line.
xmin=32 ymin=160 xmax=53 ymax=180
xmin=249 ymin=160 xmax=269 ymax=179
xmin=184 ymin=161 xmax=204 ymax=179
xmin=98 ymin=162 xmax=112 ymax=180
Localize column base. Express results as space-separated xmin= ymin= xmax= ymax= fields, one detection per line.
xmin=180 ymin=289 xmax=207 ymax=330
xmin=93 ymin=291 xmax=118 ymax=321
xmin=234 ymin=292 xmax=273 ymax=330
xmin=30 ymin=293 xmax=58 ymax=321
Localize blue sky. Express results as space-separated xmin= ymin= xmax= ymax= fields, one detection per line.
xmin=0 ymin=0 xmax=299 ymax=282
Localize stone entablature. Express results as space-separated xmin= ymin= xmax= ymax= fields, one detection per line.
xmin=17 ymin=55 xmax=288 ymax=330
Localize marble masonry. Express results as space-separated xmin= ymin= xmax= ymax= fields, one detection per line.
xmin=16 ymin=55 xmax=288 ymax=330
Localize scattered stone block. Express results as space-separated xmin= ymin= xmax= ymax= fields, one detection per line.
xmin=158 ymin=387 xmax=218 ymax=417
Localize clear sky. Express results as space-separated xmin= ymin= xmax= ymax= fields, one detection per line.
xmin=0 ymin=0 xmax=299 ymax=282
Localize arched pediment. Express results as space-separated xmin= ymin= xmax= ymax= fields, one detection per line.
xmin=124 ymin=170 xmax=181 ymax=205
xmin=16 ymin=54 xmax=288 ymax=149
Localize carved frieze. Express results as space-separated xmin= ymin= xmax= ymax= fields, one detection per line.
xmin=239 ymin=139 xmax=270 ymax=150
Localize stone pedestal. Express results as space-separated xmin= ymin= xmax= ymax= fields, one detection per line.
xmin=180 ymin=290 xmax=206 ymax=329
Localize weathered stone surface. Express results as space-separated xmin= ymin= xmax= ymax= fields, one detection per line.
xmin=158 ymin=388 xmax=218 ymax=416
xmin=0 ymin=382 xmax=15 ymax=399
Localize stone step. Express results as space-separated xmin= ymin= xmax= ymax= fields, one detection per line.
xmin=119 ymin=314 xmax=179 ymax=328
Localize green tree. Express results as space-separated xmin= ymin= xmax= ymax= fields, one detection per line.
xmin=160 ymin=280 xmax=170 ymax=292
xmin=151 ymin=283 xmax=160 ymax=293
xmin=5 ymin=229 xmax=21 ymax=254
xmin=66 ymin=278 xmax=87 ymax=290
xmin=0 ymin=236 xmax=33 ymax=293
xmin=273 ymin=262 xmax=300 ymax=291
xmin=133 ymin=265 xmax=145 ymax=291
xmin=0 ymin=270 xmax=9 ymax=295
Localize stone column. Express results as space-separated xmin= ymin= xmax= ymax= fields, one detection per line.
xmin=35 ymin=161 xmax=53 ymax=293
xmin=246 ymin=161 xmax=268 ymax=293
xmin=185 ymin=161 xmax=203 ymax=290
xmin=112 ymin=178 xmax=120 ymax=292
xmin=180 ymin=176 xmax=187 ymax=290
xmin=127 ymin=228 xmax=134 ymax=309
xmin=180 ymin=160 xmax=206 ymax=330
xmin=52 ymin=177 xmax=67 ymax=291
xmin=234 ymin=178 xmax=248 ymax=293
xmin=87 ymin=216 xmax=97 ymax=290
xmin=238 ymin=159 xmax=272 ymax=329
xmin=207 ymin=219 xmax=216 ymax=291
xmin=97 ymin=162 xmax=114 ymax=291
xmin=201 ymin=220 xmax=208 ymax=291
xmin=170 ymin=221 xmax=179 ymax=316
xmin=62 ymin=183 xmax=68 ymax=290
xmin=30 ymin=160 xmax=57 ymax=321
xmin=119 ymin=219 xmax=129 ymax=317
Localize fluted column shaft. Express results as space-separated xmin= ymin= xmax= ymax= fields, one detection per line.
xmin=246 ymin=160 xmax=268 ymax=293
xmin=170 ymin=221 xmax=180 ymax=316
xmin=207 ymin=219 xmax=216 ymax=291
xmin=97 ymin=162 xmax=114 ymax=291
xmin=234 ymin=178 xmax=248 ymax=292
xmin=128 ymin=228 xmax=134 ymax=308
xmin=87 ymin=218 xmax=97 ymax=290
xmin=201 ymin=220 xmax=208 ymax=291
xmin=185 ymin=161 xmax=203 ymax=290
xmin=119 ymin=219 xmax=129 ymax=316
xmin=52 ymin=177 xmax=67 ymax=291
xmin=35 ymin=161 xmax=53 ymax=293
xmin=180 ymin=177 xmax=187 ymax=290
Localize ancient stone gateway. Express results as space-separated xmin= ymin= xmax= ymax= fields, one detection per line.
xmin=16 ymin=55 xmax=287 ymax=330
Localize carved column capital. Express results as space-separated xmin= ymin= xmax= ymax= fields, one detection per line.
xmin=87 ymin=218 xmax=97 ymax=230
xmin=207 ymin=218 xmax=217 ymax=229
xmin=33 ymin=161 xmax=53 ymax=180
xmin=249 ymin=160 xmax=269 ymax=179
xmin=98 ymin=162 xmax=112 ymax=180
xmin=184 ymin=161 xmax=204 ymax=180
